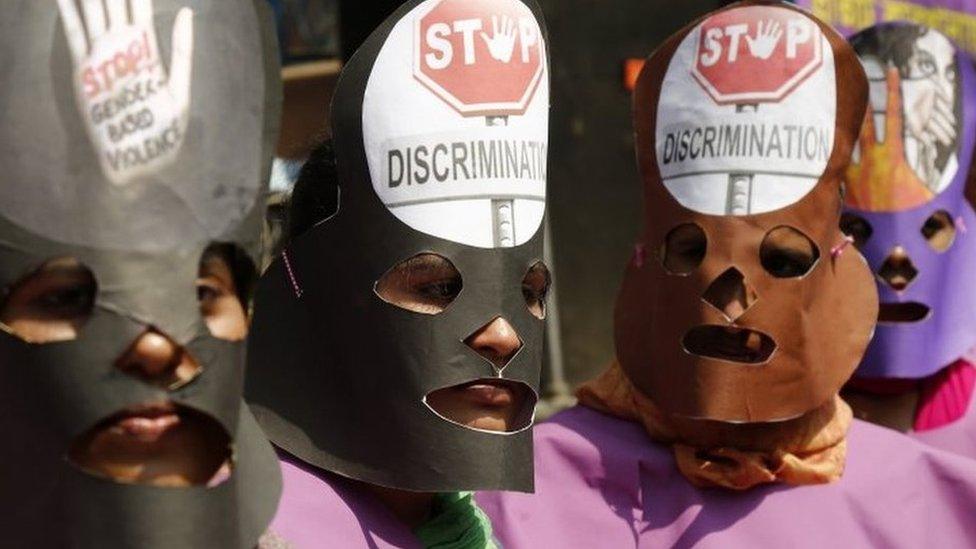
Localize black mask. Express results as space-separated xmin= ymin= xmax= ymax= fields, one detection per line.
xmin=246 ymin=0 xmax=551 ymax=492
xmin=0 ymin=1 xmax=282 ymax=546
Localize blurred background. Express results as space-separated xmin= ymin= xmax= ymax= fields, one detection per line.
xmin=269 ymin=0 xmax=964 ymax=415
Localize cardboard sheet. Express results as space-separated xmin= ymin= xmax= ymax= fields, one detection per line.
xmin=0 ymin=1 xmax=283 ymax=545
xmin=246 ymin=0 xmax=550 ymax=492
xmin=615 ymin=1 xmax=879 ymax=422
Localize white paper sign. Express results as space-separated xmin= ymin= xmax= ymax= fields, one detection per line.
xmin=363 ymin=0 xmax=549 ymax=248
xmin=655 ymin=6 xmax=836 ymax=216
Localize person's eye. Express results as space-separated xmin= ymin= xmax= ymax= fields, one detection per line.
xmin=911 ymin=52 xmax=937 ymax=79
xmin=375 ymin=253 xmax=463 ymax=315
xmin=921 ymin=209 xmax=956 ymax=252
xmin=0 ymin=258 xmax=97 ymax=343
xmin=196 ymin=283 xmax=220 ymax=306
xmin=919 ymin=58 xmax=936 ymax=75
xmin=522 ymin=261 xmax=551 ymax=319
xmin=419 ymin=279 xmax=463 ymax=302
xmin=840 ymin=213 xmax=873 ymax=250
xmin=760 ymin=226 xmax=819 ymax=278
xmin=661 ymin=223 xmax=707 ymax=275
xmin=38 ymin=285 xmax=94 ymax=313
xmin=762 ymin=251 xmax=812 ymax=277
xmin=946 ymin=65 xmax=958 ymax=83
xmin=197 ymin=245 xmax=252 ymax=342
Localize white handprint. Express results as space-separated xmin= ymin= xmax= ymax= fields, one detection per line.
xmin=480 ymin=15 xmax=517 ymax=63
xmin=745 ymin=20 xmax=782 ymax=60
xmin=57 ymin=0 xmax=194 ymax=186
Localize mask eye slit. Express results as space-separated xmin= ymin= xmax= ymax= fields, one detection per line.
xmin=760 ymin=226 xmax=820 ymax=279
xmin=661 ymin=223 xmax=707 ymax=275
xmin=375 ymin=253 xmax=462 ymax=315
xmin=920 ymin=210 xmax=955 ymax=252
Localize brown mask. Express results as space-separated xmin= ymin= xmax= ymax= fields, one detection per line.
xmin=615 ymin=1 xmax=878 ymax=423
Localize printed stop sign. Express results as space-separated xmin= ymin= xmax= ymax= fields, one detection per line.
xmin=415 ymin=0 xmax=545 ymax=116
xmin=692 ymin=7 xmax=823 ymax=104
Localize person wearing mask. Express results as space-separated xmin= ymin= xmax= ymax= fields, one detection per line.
xmin=0 ymin=1 xmax=283 ymax=546
xmin=478 ymin=3 xmax=976 ymax=547
xmin=840 ymin=22 xmax=976 ymax=457
xmin=245 ymin=0 xmax=551 ymax=546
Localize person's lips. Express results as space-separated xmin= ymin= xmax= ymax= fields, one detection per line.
xmin=425 ymin=379 xmax=537 ymax=432
xmin=110 ymin=403 xmax=181 ymax=443
xmin=878 ymin=302 xmax=931 ymax=323
xmin=682 ymin=324 xmax=776 ymax=364
xmin=459 ymin=381 xmax=518 ymax=408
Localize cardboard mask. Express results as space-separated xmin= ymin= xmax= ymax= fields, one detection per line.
xmin=615 ymin=1 xmax=879 ymax=423
xmin=0 ymin=1 xmax=282 ymax=546
xmin=843 ymin=23 xmax=976 ymax=380
xmin=246 ymin=0 xmax=550 ymax=492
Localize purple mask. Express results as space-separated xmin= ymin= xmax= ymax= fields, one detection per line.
xmin=843 ymin=23 xmax=976 ymax=379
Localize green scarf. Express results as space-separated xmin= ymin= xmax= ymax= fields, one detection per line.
xmin=413 ymin=492 xmax=499 ymax=549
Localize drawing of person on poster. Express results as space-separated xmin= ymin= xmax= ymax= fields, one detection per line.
xmin=850 ymin=24 xmax=961 ymax=202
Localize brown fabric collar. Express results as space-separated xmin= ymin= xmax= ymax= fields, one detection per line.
xmin=576 ymin=360 xmax=852 ymax=490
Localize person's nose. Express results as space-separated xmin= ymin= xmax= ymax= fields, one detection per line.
xmin=702 ymin=267 xmax=758 ymax=322
xmin=115 ymin=328 xmax=200 ymax=389
xmin=878 ymin=246 xmax=918 ymax=292
xmin=464 ymin=317 xmax=523 ymax=372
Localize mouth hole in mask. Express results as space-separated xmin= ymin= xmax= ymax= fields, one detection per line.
xmin=198 ymin=243 xmax=256 ymax=342
xmin=682 ymin=325 xmax=776 ymax=364
xmin=920 ymin=210 xmax=955 ymax=252
xmin=374 ymin=253 xmax=462 ymax=315
xmin=67 ymin=403 xmax=233 ymax=488
xmin=878 ymin=302 xmax=931 ymax=324
xmin=423 ymin=379 xmax=537 ymax=434
xmin=0 ymin=257 xmax=97 ymax=344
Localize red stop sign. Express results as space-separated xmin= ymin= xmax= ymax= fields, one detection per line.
xmin=414 ymin=0 xmax=545 ymax=116
xmin=691 ymin=7 xmax=823 ymax=105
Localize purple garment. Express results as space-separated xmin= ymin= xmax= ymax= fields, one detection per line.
xmin=477 ymin=406 xmax=976 ymax=548
xmin=268 ymin=452 xmax=421 ymax=549
xmin=913 ymin=379 xmax=976 ymax=458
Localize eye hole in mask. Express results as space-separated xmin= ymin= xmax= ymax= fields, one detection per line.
xmin=760 ymin=226 xmax=820 ymax=278
xmin=661 ymin=223 xmax=707 ymax=275
xmin=198 ymin=243 xmax=256 ymax=341
xmin=840 ymin=213 xmax=873 ymax=250
xmin=375 ymin=253 xmax=462 ymax=315
xmin=0 ymin=257 xmax=97 ymax=343
xmin=920 ymin=210 xmax=956 ymax=252
xmin=522 ymin=261 xmax=551 ymax=320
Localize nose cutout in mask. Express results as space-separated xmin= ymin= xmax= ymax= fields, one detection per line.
xmin=115 ymin=328 xmax=201 ymax=391
xmin=463 ymin=316 xmax=523 ymax=373
xmin=878 ymin=246 xmax=919 ymax=291
xmin=702 ymin=267 xmax=758 ymax=322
